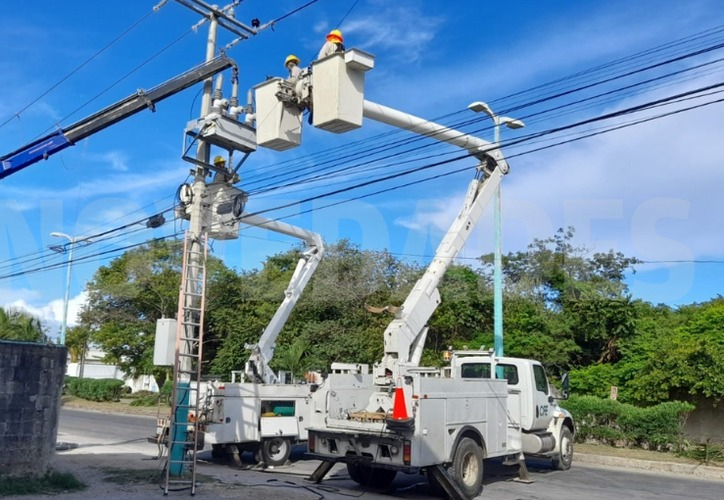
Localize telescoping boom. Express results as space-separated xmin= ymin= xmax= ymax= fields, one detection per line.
xmin=0 ymin=56 xmax=236 ymax=180
xmin=361 ymin=99 xmax=507 ymax=382
xmin=239 ymin=214 xmax=324 ymax=384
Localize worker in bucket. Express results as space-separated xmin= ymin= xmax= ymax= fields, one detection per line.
xmin=317 ymin=29 xmax=345 ymax=60
xmin=285 ymin=54 xmax=302 ymax=83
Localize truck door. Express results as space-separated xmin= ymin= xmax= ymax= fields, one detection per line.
xmin=530 ymin=363 xmax=552 ymax=430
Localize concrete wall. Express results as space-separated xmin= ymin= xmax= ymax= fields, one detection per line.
xmin=684 ymin=398 xmax=724 ymax=444
xmin=0 ymin=340 xmax=67 ymax=476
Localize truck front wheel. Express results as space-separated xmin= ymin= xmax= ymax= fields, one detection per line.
xmin=260 ymin=437 xmax=291 ymax=466
xmin=450 ymin=437 xmax=484 ymax=498
xmin=551 ymin=426 xmax=573 ymax=470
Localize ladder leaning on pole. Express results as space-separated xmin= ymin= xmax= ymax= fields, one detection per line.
xmin=164 ymin=232 xmax=208 ymax=495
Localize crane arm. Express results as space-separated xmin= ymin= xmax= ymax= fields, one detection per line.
xmin=239 ymin=214 xmax=324 ymax=384
xmin=361 ymin=100 xmax=507 ymax=378
xmin=0 ymin=56 xmax=236 ymax=180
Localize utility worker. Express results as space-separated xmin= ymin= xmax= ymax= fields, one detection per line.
xmin=213 ymin=155 xmax=226 ymax=169
xmin=317 ymin=29 xmax=345 ymax=60
xmin=285 ymin=54 xmax=302 ymax=82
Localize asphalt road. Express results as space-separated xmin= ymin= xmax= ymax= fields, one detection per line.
xmin=57 ymin=407 xmax=159 ymax=455
xmin=58 ymin=408 xmax=724 ymax=500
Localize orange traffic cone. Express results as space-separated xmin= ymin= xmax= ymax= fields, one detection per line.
xmin=391 ymin=385 xmax=409 ymax=420
xmin=386 ymin=382 xmax=414 ymax=430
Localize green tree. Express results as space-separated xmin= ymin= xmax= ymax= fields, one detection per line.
xmin=65 ymin=325 xmax=93 ymax=363
xmin=0 ymin=307 xmax=47 ymax=342
xmin=80 ymin=240 xmax=237 ymax=378
xmin=480 ymin=227 xmax=640 ymax=367
xmin=624 ymin=298 xmax=724 ymax=403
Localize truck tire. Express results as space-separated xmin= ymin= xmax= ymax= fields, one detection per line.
xmin=551 ymin=426 xmax=573 ymax=470
xmin=346 ymin=461 xmax=397 ymax=489
xmin=449 ymin=437 xmax=484 ymax=498
xmin=211 ymin=444 xmax=227 ymax=460
xmin=259 ymin=437 xmax=291 ymax=466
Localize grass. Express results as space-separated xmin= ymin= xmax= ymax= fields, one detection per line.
xmin=0 ymin=470 xmax=86 ymax=496
xmin=61 ymin=395 xmax=165 ymax=417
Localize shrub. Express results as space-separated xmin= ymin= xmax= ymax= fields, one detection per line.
xmin=564 ymin=395 xmax=694 ymax=451
xmin=677 ymin=442 xmax=724 ymax=464
xmin=65 ymin=378 xmax=125 ymax=402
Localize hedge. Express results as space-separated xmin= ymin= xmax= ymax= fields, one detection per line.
xmin=564 ymin=395 xmax=694 ymax=451
xmin=65 ymin=378 xmax=125 ymax=402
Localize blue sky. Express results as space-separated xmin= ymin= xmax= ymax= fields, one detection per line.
xmin=1 ymin=0 xmax=724 ymax=338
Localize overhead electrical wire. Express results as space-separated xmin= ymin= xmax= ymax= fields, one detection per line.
xmin=0 ymin=0 xmax=168 ymax=131
xmin=240 ymin=24 xmax=724 ymax=187
xmin=239 ymin=59 xmax=724 ymax=197
xmin=238 ymin=80 xmax=724 ymax=223
xmin=4 ymin=23 xmax=724 ymax=280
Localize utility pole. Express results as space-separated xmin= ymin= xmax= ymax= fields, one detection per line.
xmin=167 ymin=13 xmax=218 ymax=477
xmin=165 ymin=1 xmax=264 ymax=485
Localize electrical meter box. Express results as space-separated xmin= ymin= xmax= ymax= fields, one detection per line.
xmin=205 ymin=182 xmax=247 ymax=240
xmin=254 ymin=77 xmax=302 ymax=151
xmin=312 ymin=49 xmax=375 ymax=133
xmin=154 ymin=318 xmax=177 ymax=366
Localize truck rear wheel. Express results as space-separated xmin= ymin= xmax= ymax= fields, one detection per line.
xmin=346 ymin=461 xmax=397 ymax=489
xmin=551 ymin=426 xmax=573 ymax=470
xmin=211 ymin=444 xmax=227 ymax=460
xmin=450 ymin=437 xmax=483 ymax=498
xmin=260 ymin=437 xmax=291 ymax=466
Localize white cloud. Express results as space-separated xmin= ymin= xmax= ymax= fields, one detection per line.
xmin=2 ymin=162 xmax=182 ymax=209
xmin=90 ymin=150 xmax=130 ymax=172
xmin=392 ymin=74 xmax=724 ymax=301
xmin=5 ymin=291 xmax=88 ymax=338
xmin=341 ymin=0 xmax=444 ymax=64
xmin=0 ymin=287 xmax=43 ymax=305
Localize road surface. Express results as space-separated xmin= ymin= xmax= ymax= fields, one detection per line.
xmin=57 ymin=408 xmax=723 ymax=499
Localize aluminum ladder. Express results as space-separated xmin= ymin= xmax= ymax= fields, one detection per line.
xmin=163 ymin=232 xmax=208 ymax=495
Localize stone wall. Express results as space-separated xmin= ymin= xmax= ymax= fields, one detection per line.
xmin=0 ymin=340 xmax=67 ymax=476
xmin=684 ymin=398 xmax=724 ymax=444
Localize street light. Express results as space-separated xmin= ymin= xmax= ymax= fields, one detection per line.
xmin=50 ymin=232 xmax=89 ymax=345
xmin=468 ymin=102 xmax=525 ymax=357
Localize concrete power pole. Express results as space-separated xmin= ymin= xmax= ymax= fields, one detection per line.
xmin=166 ymin=2 xmax=264 ymax=482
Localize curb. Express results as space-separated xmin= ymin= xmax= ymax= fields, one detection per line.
xmin=575 ymin=453 xmax=724 ymax=480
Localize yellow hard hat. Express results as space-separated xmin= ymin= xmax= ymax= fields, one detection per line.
xmin=213 ymin=155 xmax=225 ymax=165
xmin=327 ymin=29 xmax=343 ymax=43
xmin=285 ymin=54 xmax=300 ymax=67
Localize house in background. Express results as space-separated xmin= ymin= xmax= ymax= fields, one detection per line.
xmin=66 ymin=346 xmax=158 ymax=393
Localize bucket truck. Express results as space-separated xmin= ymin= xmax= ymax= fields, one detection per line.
xmin=248 ymin=49 xmax=574 ymax=498
xmin=196 ymin=214 xmax=336 ymax=467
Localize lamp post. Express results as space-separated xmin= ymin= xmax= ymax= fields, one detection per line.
xmin=468 ymin=102 xmax=524 ymax=357
xmin=50 ymin=232 xmax=88 ymax=345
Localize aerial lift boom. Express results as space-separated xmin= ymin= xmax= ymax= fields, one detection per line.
xmin=239 ymin=214 xmax=324 ymax=384
xmin=360 ymin=100 xmax=507 ymax=382
xmin=0 ymin=56 xmax=236 ymax=180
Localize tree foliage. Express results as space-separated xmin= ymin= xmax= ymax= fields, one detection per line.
xmin=0 ymin=307 xmax=48 ymax=342
xmin=78 ymin=228 xmax=724 ymax=406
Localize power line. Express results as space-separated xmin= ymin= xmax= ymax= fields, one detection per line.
xmin=5 ymin=24 xmax=724 ymax=280
xmin=0 ymin=1 xmax=168 ymax=131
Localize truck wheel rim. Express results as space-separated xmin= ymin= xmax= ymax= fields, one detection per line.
xmin=461 ymin=451 xmax=480 ymax=487
xmin=269 ymin=438 xmax=288 ymax=458
xmin=561 ymin=435 xmax=572 ymax=462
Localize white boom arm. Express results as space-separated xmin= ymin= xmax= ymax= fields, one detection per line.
xmin=361 ymin=100 xmax=508 ymax=380
xmin=239 ymin=214 xmax=324 ymax=384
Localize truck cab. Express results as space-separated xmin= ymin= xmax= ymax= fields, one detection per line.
xmin=452 ymin=350 xmax=575 ymax=469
